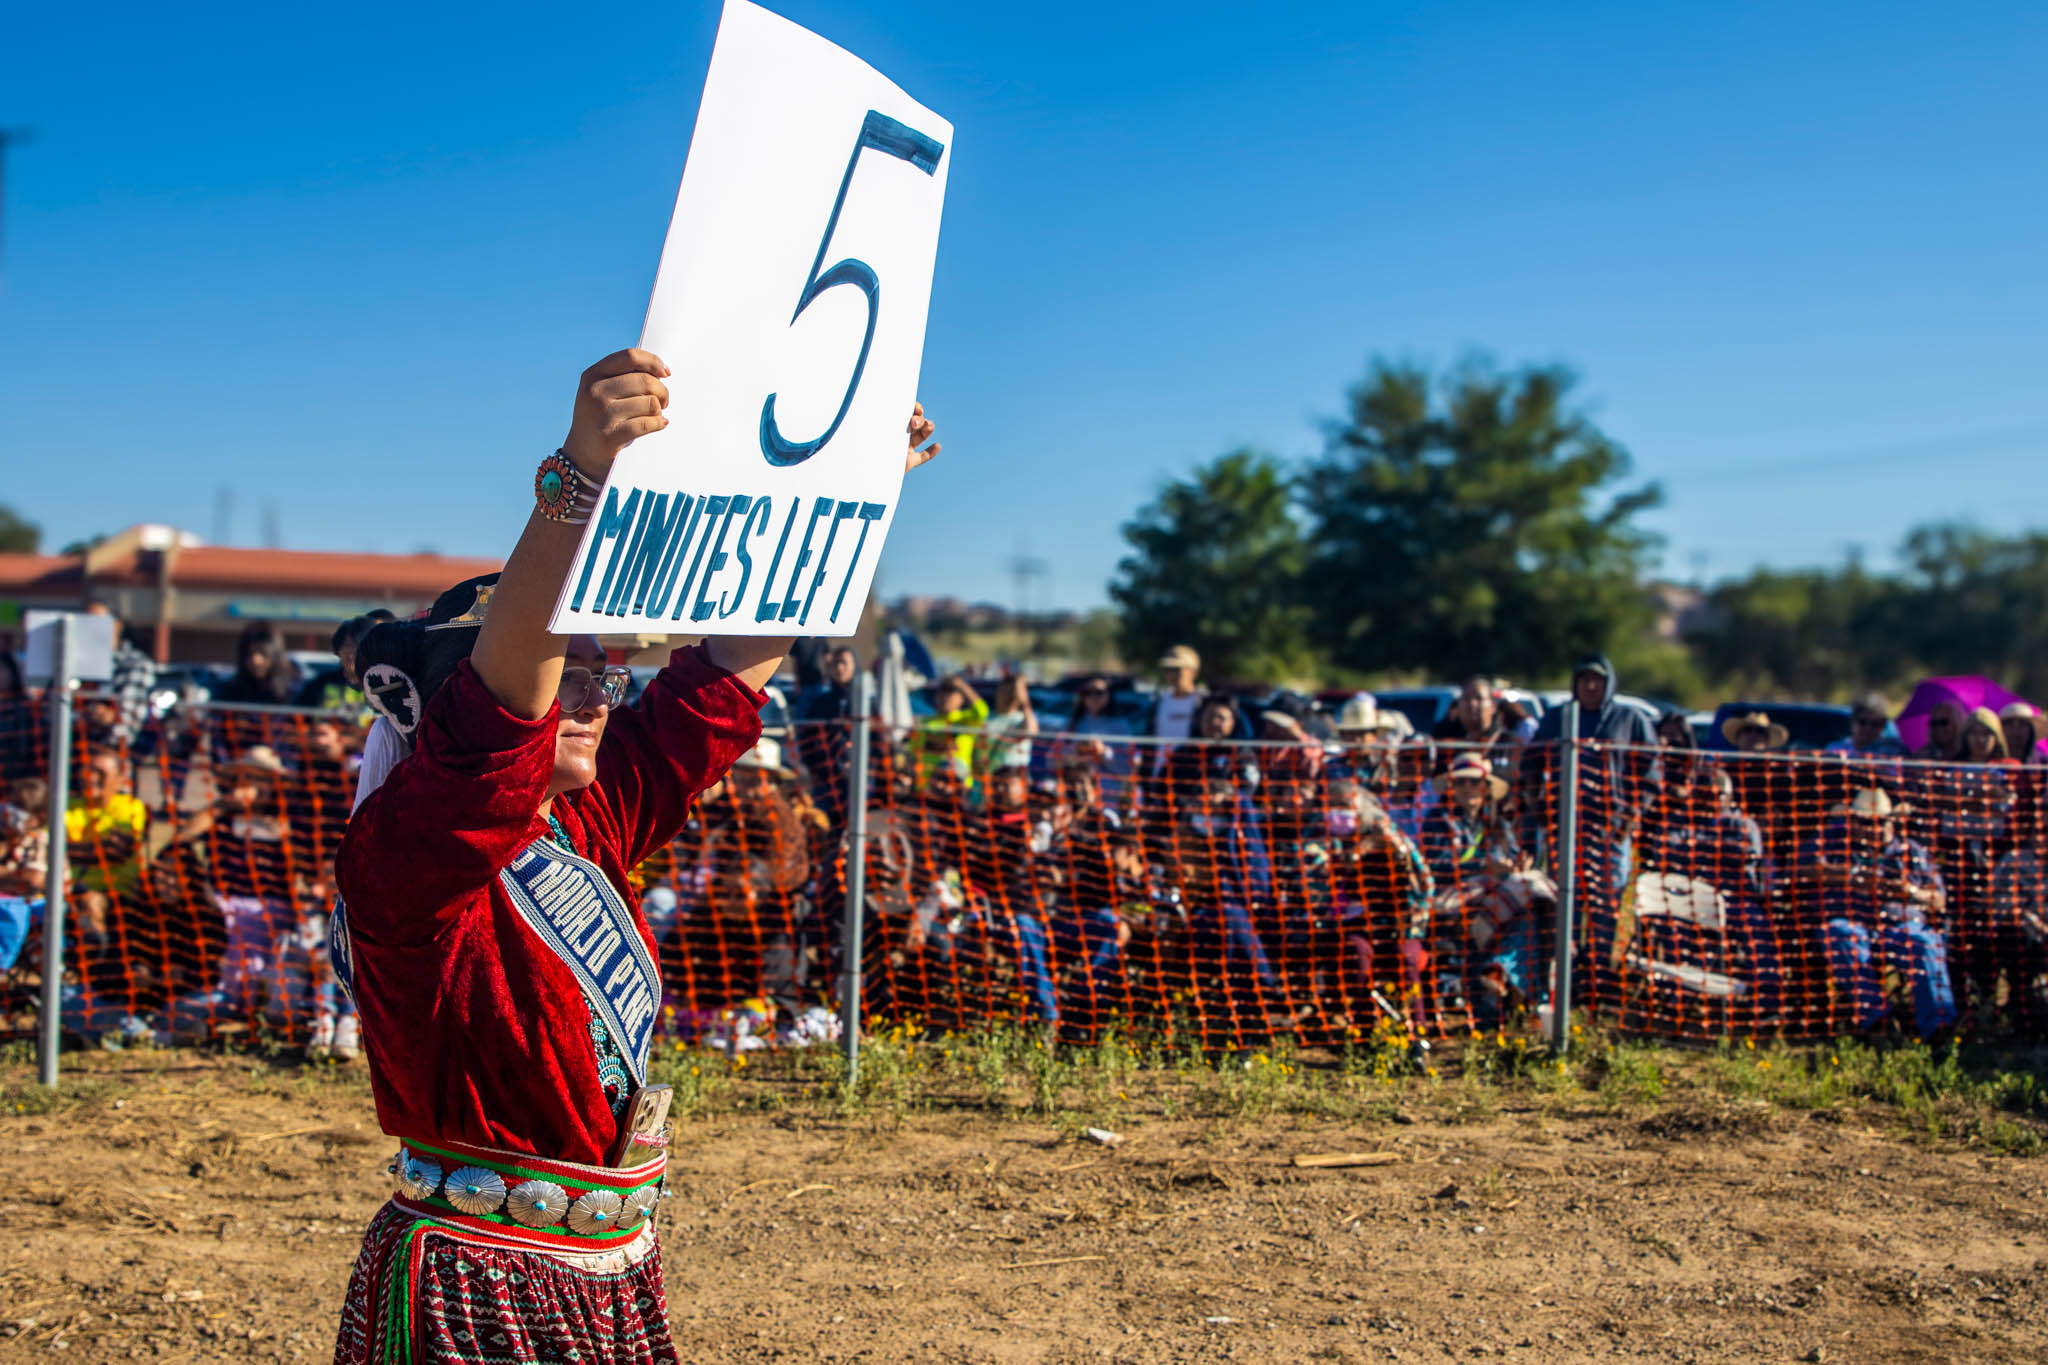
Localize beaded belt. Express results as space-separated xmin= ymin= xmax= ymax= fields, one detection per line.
xmin=387 ymin=1136 xmax=665 ymax=1253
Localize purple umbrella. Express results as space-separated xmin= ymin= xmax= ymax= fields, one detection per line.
xmin=1895 ymin=676 xmax=2041 ymax=756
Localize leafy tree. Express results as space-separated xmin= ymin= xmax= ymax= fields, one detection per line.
xmin=1686 ymin=563 xmax=1890 ymax=700
xmin=0 ymin=503 xmax=38 ymax=553
xmin=1110 ymin=450 xmax=1320 ymax=684
xmin=1300 ymin=359 xmax=1663 ymax=683
xmin=1885 ymin=523 xmax=2048 ymax=698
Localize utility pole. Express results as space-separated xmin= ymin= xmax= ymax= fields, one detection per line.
xmin=0 ymin=127 xmax=37 ymax=291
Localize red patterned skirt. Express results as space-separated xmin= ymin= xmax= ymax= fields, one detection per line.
xmin=333 ymin=1139 xmax=676 ymax=1364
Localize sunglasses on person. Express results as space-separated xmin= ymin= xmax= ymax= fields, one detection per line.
xmin=558 ymin=665 xmax=631 ymax=713
xmin=1853 ymin=714 xmax=1885 ymax=728
xmin=1082 ymin=686 xmax=1109 ymax=697
xmin=1930 ymin=714 xmax=1956 ymax=729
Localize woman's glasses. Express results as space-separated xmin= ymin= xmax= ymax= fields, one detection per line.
xmin=558 ymin=666 xmax=631 ymax=713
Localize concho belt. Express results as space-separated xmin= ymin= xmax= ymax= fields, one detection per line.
xmin=387 ymin=1136 xmax=665 ymax=1252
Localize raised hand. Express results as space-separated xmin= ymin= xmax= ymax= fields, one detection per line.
xmin=562 ymin=349 xmax=672 ymax=475
xmin=907 ymin=403 xmax=941 ymax=473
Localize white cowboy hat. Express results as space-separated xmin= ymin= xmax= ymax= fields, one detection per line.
xmin=1431 ymin=752 xmax=1508 ymax=800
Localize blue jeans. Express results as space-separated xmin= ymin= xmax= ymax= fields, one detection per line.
xmin=1195 ymin=901 xmax=1280 ymax=1020
xmin=1824 ymin=917 xmax=1956 ymax=1039
xmin=1009 ymin=912 xmax=1058 ymax=1023
xmin=1054 ymin=907 xmax=1126 ymax=1022
xmin=0 ymin=895 xmax=40 ymax=971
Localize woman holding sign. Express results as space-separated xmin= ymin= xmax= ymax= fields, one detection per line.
xmin=330 ymin=349 xmax=939 ymax=1363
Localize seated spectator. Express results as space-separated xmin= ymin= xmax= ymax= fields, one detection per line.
xmin=1161 ymin=694 xmax=1262 ymax=818
xmin=1257 ymin=692 xmax=1327 ymax=787
xmin=1721 ymin=711 xmax=1789 ymax=754
xmin=0 ymin=778 xmax=48 ymax=894
xmin=295 ymin=611 xmax=394 ymax=710
xmin=1962 ymin=707 xmax=2015 ymax=766
xmin=980 ymin=677 xmax=1038 ymax=779
xmin=795 ymin=645 xmax=862 ymax=809
xmin=1809 ymin=787 xmax=1956 ymax=1040
xmin=1827 ymin=693 xmax=1905 ymax=758
xmin=1999 ymin=702 xmax=2047 ymax=766
xmin=213 ymin=620 xmax=300 ymax=706
xmin=1430 ymin=676 xmax=1519 ymax=778
xmin=1416 ymin=753 xmax=1542 ymax=1025
xmin=83 ymin=599 xmax=157 ymax=750
xmin=1655 ymin=710 xmax=1708 ymax=788
xmin=0 ymin=779 xmax=48 ymax=974
xmin=1330 ymin=692 xmax=1412 ymax=797
xmin=911 ymin=675 xmax=988 ymax=791
xmin=1915 ymin=699 xmax=1968 ymax=760
xmin=697 ymin=738 xmax=815 ymax=1024
xmin=1051 ymin=675 xmax=1136 ymax=810
xmin=1637 ymin=767 xmax=1781 ymax=1025
xmin=970 ymin=759 xmax=1057 ymax=1024
xmin=68 ymin=750 xmax=149 ymax=916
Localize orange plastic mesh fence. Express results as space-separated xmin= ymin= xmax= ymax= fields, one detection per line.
xmin=2 ymin=697 xmax=2039 ymax=1051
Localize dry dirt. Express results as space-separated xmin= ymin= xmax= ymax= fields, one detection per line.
xmin=1 ymin=1053 xmax=2044 ymax=1363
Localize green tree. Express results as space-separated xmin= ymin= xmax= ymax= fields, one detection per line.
xmin=1686 ymin=563 xmax=1890 ymax=700
xmin=1884 ymin=523 xmax=2048 ymax=699
xmin=0 ymin=503 xmax=38 ymax=553
xmin=1300 ymin=359 xmax=1663 ymax=683
xmin=1110 ymin=450 xmax=1320 ymax=684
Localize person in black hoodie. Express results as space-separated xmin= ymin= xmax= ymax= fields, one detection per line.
xmin=1518 ymin=654 xmax=1661 ymax=1007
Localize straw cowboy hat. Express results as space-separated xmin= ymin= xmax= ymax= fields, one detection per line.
xmin=1720 ymin=710 xmax=1790 ymax=750
xmin=221 ymin=745 xmax=289 ymax=783
xmin=1431 ymin=752 xmax=1508 ymax=800
xmin=732 ymin=735 xmax=797 ymax=780
xmin=1834 ymin=787 xmax=1907 ymax=821
xmin=1999 ymin=701 xmax=2048 ymax=746
xmin=1335 ymin=693 xmax=1411 ymax=738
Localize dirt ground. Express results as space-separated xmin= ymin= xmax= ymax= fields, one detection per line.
xmin=1 ymin=1053 xmax=2043 ymax=1364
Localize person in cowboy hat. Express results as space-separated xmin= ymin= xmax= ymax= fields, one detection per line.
xmin=1810 ymin=786 xmax=1956 ymax=1040
xmin=328 ymin=347 xmax=941 ymax=1363
xmin=1721 ymin=710 xmax=1790 ymax=753
xmin=1330 ymin=691 xmax=1411 ymax=791
xmin=1416 ymin=752 xmax=1539 ymax=1025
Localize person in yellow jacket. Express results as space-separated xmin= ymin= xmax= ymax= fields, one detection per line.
xmin=913 ymin=675 xmax=989 ymax=791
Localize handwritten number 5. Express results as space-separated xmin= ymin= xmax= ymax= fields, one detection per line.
xmin=759 ymin=110 xmax=945 ymax=468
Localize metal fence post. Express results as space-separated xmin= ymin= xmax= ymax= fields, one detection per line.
xmin=37 ymin=616 xmax=75 ymax=1089
xmin=1549 ymin=699 xmax=1580 ymax=1055
xmin=838 ymin=674 xmax=874 ymax=1084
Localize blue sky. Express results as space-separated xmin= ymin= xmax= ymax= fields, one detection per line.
xmin=2 ymin=1 xmax=2043 ymax=611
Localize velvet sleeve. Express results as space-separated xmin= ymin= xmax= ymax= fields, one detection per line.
xmin=580 ymin=644 xmax=765 ymax=870
xmin=337 ymin=660 xmax=556 ymax=946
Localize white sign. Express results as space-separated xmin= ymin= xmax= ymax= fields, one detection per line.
xmin=549 ymin=0 xmax=951 ymax=638
xmin=23 ymin=611 xmax=116 ymax=684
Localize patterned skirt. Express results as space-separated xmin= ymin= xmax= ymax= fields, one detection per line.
xmin=333 ymin=1136 xmax=676 ymax=1364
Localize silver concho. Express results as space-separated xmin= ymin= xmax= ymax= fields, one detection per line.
xmin=443 ymin=1166 xmax=508 ymax=1217
xmin=396 ymin=1155 xmax=443 ymax=1201
xmin=505 ymin=1179 xmax=569 ymax=1228
xmin=619 ymin=1185 xmax=660 ymax=1228
xmin=567 ymin=1189 xmax=625 ymax=1237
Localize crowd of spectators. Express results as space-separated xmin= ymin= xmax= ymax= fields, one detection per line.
xmin=3 ymin=620 xmax=2047 ymax=1054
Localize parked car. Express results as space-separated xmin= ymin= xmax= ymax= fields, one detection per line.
xmin=1703 ymin=701 xmax=1854 ymax=753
